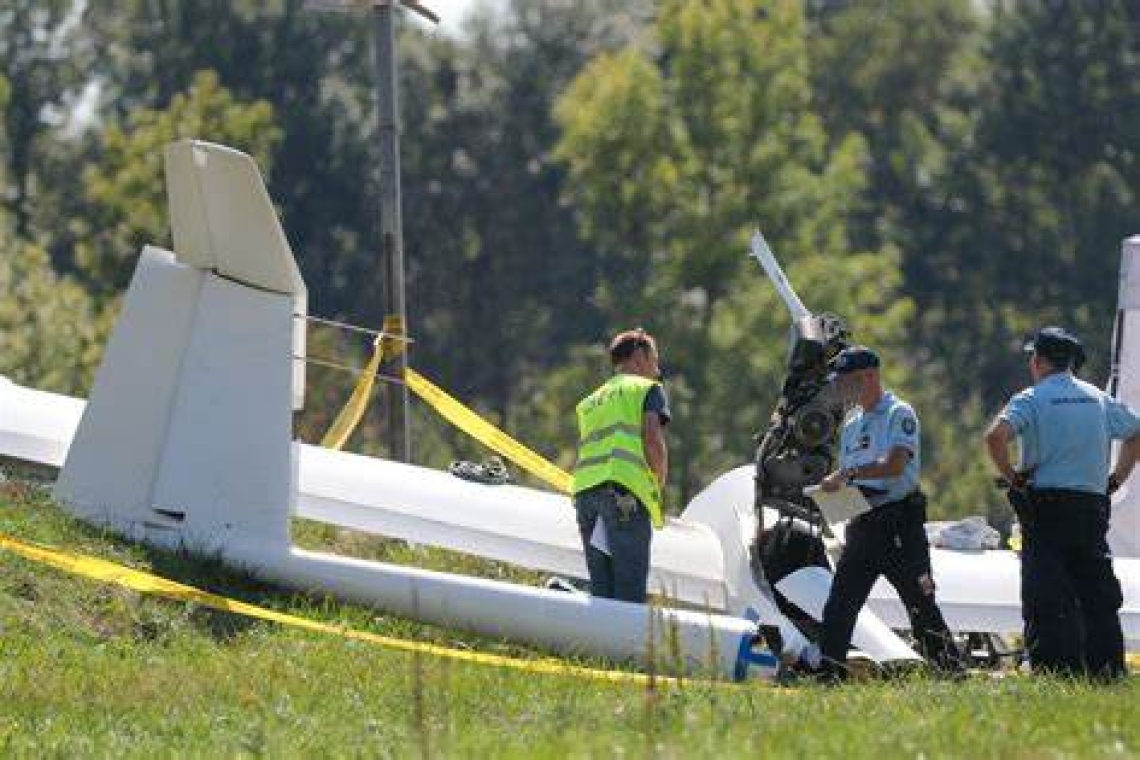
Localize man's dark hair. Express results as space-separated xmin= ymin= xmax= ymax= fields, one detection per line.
xmin=1026 ymin=326 xmax=1086 ymax=373
xmin=609 ymin=328 xmax=655 ymax=365
xmin=1038 ymin=346 xmax=1087 ymax=373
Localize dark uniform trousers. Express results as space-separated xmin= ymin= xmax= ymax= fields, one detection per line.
xmin=820 ymin=494 xmax=960 ymax=673
xmin=1011 ymin=488 xmax=1125 ymax=678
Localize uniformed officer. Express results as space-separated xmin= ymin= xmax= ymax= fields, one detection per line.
xmin=571 ymin=329 xmax=670 ymax=603
xmin=817 ymin=346 xmax=962 ymax=679
xmin=984 ymin=326 xmax=1140 ymax=679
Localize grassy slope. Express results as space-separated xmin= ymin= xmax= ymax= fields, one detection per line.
xmin=0 ymin=469 xmax=1137 ymax=758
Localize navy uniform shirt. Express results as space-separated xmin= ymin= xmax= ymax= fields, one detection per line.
xmin=644 ymin=384 xmax=671 ymax=425
xmin=1000 ymin=372 xmax=1140 ymax=494
xmin=839 ymin=391 xmax=921 ymax=506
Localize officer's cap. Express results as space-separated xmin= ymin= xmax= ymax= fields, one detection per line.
xmin=1023 ymin=326 xmax=1084 ymax=369
xmin=828 ymin=345 xmax=880 ymax=379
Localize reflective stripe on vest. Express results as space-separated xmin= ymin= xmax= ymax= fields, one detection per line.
xmin=571 ymin=374 xmax=664 ymax=529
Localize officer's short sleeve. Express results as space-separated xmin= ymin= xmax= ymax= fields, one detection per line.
xmin=1106 ymin=396 xmax=1140 ymax=440
xmin=644 ymin=384 xmax=671 ymax=425
xmin=887 ymin=403 xmax=919 ymax=455
xmin=1000 ymin=390 xmax=1034 ymax=435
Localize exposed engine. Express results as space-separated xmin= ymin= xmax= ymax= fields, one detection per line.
xmin=745 ymin=320 xmax=846 ymax=650
xmin=743 ymin=232 xmax=853 ymax=643
xmin=750 ymin=311 xmax=850 ymax=646
xmin=754 ymin=312 xmax=850 ymax=528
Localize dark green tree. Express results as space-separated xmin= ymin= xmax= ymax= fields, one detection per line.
xmin=82 ymin=1 xmax=378 ymax=318
xmin=959 ymin=0 xmax=1140 ymax=404
xmin=0 ymin=74 xmax=99 ymax=394
xmin=384 ymin=1 xmax=651 ymax=426
xmin=807 ymin=0 xmax=981 ymax=255
xmin=0 ymin=1 xmax=93 ymax=238
xmin=808 ymin=0 xmax=996 ymax=519
xmin=74 ymin=70 xmax=281 ymax=301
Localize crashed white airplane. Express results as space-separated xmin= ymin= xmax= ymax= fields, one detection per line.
xmin=0 ymin=140 xmax=1137 ymax=681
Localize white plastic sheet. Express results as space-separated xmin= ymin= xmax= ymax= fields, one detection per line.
xmin=926 ymin=517 xmax=1002 ymax=551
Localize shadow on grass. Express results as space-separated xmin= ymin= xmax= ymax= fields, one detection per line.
xmin=141 ymin=545 xmax=281 ymax=643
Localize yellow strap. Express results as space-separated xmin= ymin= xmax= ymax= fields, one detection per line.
xmin=320 ymin=337 xmax=386 ymax=450
xmin=319 ymin=316 xmax=571 ymax=495
xmin=405 ymin=368 xmax=573 ymax=494
xmin=379 ymin=314 xmax=406 ymax=359
xmin=0 ymin=530 xmax=720 ymax=688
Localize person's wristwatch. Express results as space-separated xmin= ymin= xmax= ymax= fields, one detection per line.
xmin=1108 ymin=474 xmax=1122 ymax=495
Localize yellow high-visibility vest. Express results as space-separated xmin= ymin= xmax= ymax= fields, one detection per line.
xmin=571 ymin=374 xmax=664 ymax=528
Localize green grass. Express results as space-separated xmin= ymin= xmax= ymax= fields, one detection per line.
xmin=0 ymin=465 xmax=1137 ymax=758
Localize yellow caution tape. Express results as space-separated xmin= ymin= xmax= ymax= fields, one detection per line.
xmin=0 ymin=531 xmax=708 ymax=688
xmin=320 ymin=337 xmax=386 ymax=450
xmin=319 ymin=317 xmax=572 ymax=495
xmin=379 ymin=314 xmax=406 ymax=359
xmin=404 ymin=368 xmax=573 ymax=494
xmin=9 ymin=530 xmax=1133 ymax=685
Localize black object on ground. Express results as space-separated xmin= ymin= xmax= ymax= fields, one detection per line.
xmin=449 ymin=456 xmax=511 ymax=485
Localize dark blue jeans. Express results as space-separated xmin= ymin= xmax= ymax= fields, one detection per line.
xmin=573 ymin=483 xmax=652 ymax=603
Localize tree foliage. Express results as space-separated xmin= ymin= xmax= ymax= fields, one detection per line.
xmin=388 ymin=2 xmax=648 ymax=425
xmin=0 ymin=75 xmax=97 ymax=394
xmin=82 ymin=1 xmax=383 ymax=319
xmin=957 ymin=0 xmax=1140 ymax=402
xmin=556 ymin=0 xmax=912 ymax=501
xmin=806 ymin=0 xmax=996 ymax=517
xmin=0 ymin=0 xmax=91 ymax=238
xmin=75 ymin=70 xmax=280 ymax=301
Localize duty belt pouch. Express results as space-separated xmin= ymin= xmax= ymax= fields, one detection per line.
xmin=613 ymin=488 xmax=639 ymax=523
xmin=1007 ymin=488 xmax=1034 ymax=528
xmin=904 ymin=490 xmax=928 ymax=521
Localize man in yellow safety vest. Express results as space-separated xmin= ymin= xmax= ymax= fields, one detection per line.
xmin=571 ymin=328 xmax=669 ymax=603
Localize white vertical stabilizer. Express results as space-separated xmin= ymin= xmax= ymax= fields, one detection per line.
xmin=1109 ymin=235 xmax=1140 ymax=558
xmin=164 ymin=140 xmax=307 ymax=409
xmin=55 ymin=142 xmax=305 ymax=551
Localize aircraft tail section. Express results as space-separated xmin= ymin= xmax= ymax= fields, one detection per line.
xmin=1109 ymin=235 xmax=1140 ymax=558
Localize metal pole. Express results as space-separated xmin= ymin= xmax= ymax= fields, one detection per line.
xmin=374 ymin=2 xmax=411 ymax=462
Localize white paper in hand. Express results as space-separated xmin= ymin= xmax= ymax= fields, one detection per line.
xmin=804 ymin=485 xmax=872 ymax=525
xmin=589 ymin=518 xmax=611 ymax=556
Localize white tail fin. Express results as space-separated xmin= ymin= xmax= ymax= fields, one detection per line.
xmin=1109 ymin=235 xmax=1140 ymax=558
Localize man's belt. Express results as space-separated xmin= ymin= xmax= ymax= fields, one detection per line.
xmin=858 ymin=490 xmax=926 ymax=519
xmin=859 ymin=486 xmax=928 ymax=512
xmin=855 ymin=484 xmax=889 ymax=508
xmin=580 ymin=481 xmax=632 ymax=498
xmin=1008 ymin=486 xmax=1108 ymax=526
xmin=1025 ymin=487 xmax=1109 ymax=508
